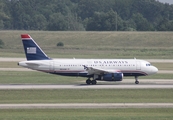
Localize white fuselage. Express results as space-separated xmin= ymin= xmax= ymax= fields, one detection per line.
xmin=18 ymin=59 xmax=158 ymax=77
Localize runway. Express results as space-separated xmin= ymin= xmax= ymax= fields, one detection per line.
xmin=0 ymin=103 xmax=173 ymax=109
xmin=0 ymin=84 xmax=173 ymax=89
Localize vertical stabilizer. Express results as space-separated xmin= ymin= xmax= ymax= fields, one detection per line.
xmin=21 ymin=34 xmax=50 ymax=60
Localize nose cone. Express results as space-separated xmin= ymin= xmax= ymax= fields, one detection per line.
xmin=151 ymin=66 xmax=158 ymax=74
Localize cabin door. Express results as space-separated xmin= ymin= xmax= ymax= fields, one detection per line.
xmin=136 ymin=61 xmax=141 ymax=70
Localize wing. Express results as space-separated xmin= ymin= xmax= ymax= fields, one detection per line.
xmin=83 ymin=65 xmax=120 ymax=75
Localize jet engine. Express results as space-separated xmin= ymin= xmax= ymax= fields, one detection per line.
xmin=102 ymin=73 xmax=123 ymax=81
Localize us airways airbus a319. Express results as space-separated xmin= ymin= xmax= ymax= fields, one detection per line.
xmin=18 ymin=34 xmax=158 ymax=85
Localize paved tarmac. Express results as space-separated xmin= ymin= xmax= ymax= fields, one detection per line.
xmin=0 ymin=103 xmax=173 ymax=109
xmin=0 ymin=84 xmax=173 ymax=89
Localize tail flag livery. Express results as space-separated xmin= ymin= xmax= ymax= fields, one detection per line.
xmin=21 ymin=34 xmax=50 ymax=60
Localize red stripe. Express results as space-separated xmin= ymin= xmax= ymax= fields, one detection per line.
xmin=21 ymin=34 xmax=31 ymax=38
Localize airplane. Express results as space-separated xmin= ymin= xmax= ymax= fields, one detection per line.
xmin=18 ymin=34 xmax=158 ymax=85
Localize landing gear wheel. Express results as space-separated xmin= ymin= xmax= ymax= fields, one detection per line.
xmin=86 ymin=79 xmax=91 ymax=85
xmin=92 ymin=80 xmax=97 ymax=85
xmin=135 ymin=76 xmax=139 ymax=84
xmin=135 ymin=80 xmax=139 ymax=84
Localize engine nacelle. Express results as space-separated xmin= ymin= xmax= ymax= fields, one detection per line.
xmin=102 ymin=73 xmax=123 ymax=81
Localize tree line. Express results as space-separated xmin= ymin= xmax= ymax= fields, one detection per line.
xmin=0 ymin=0 xmax=173 ymax=31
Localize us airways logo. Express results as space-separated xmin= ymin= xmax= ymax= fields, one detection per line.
xmin=94 ymin=61 xmax=128 ymax=64
xmin=27 ymin=47 xmax=36 ymax=54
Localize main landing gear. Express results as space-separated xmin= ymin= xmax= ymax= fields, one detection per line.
xmin=86 ymin=76 xmax=140 ymax=85
xmin=86 ymin=78 xmax=97 ymax=85
xmin=135 ymin=76 xmax=139 ymax=84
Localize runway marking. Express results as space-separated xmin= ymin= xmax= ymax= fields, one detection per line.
xmin=0 ymin=84 xmax=173 ymax=89
xmin=0 ymin=103 xmax=173 ymax=109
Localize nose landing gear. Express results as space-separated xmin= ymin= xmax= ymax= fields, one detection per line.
xmin=135 ymin=76 xmax=139 ymax=84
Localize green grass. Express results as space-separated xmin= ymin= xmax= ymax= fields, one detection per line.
xmin=0 ymin=108 xmax=173 ymax=120
xmin=0 ymin=71 xmax=83 ymax=84
xmin=141 ymin=74 xmax=173 ymax=79
xmin=152 ymin=63 xmax=173 ymax=70
xmin=0 ymin=62 xmax=20 ymax=68
xmin=0 ymin=31 xmax=173 ymax=59
xmin=0 ymin=89 xmax=173 ymax=103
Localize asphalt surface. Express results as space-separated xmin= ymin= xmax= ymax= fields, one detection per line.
xmin=0 ymin=103 xmax=173 ymax=109
xmin=0 ymin=84 xmax=173 ymax=89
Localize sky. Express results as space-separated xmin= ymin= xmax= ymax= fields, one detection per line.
xmin=158 ymin=0 xmax=173 ymax=4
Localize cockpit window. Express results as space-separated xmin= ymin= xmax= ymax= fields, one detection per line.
xmin=146 ymin=64 xmax=151 ymax=66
